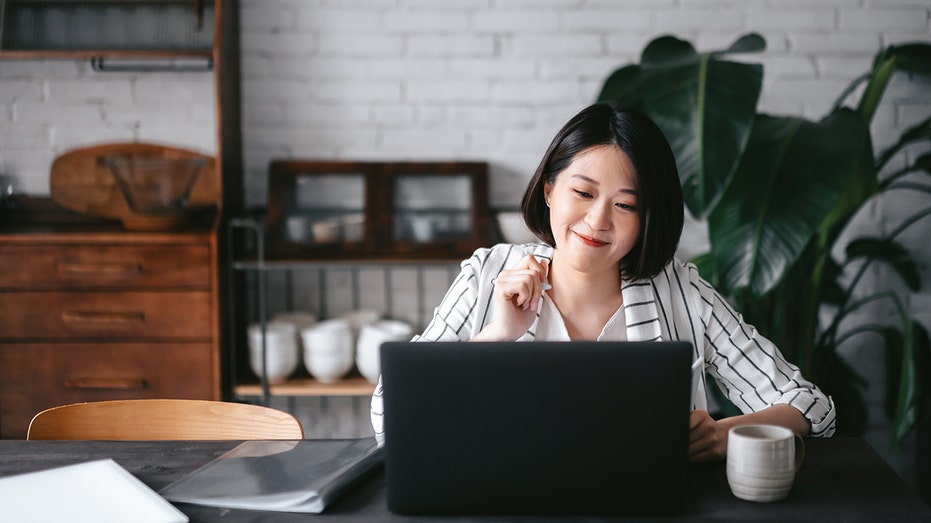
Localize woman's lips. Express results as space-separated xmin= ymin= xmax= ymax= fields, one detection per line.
xmin=574 ymin=231 xmax=608 ymax=247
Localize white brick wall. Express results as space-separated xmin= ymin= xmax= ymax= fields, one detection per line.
xmin=2 ymin=0 xmax=931 ymax=469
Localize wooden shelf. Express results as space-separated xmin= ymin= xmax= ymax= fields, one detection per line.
xmin=234 ymin=377 xmax=376 ymax=398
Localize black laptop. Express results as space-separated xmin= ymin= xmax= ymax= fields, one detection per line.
xmin=379 ymin=340 xmax=692 ymax=516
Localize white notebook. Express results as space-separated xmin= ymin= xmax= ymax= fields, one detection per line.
xmin=0 ymin=459 xmax=188 ymax=523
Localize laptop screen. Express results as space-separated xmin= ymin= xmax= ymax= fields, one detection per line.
xmin=380 ymin=341 xmax=692 ymax=516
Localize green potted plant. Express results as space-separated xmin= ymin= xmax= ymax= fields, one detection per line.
xmin=597 ymin=33 xmax=931 ymax=448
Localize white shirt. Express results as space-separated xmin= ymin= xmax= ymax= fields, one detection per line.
xmin=371 ymin=243 xmax=837 ymax=444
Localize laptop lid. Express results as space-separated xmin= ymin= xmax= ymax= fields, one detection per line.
xmin=379 ymin=341 xmax=692 ymax=516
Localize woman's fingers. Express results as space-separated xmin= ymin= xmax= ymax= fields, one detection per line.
xmin=495 ymin=256 xmax=549 ymax=311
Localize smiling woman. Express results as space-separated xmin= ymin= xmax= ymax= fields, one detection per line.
xmin=371 ymin=103 xmax=837 ymax=461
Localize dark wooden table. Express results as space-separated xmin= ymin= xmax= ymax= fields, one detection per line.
xmin=1 ymin=437 xmax=928 ymax=522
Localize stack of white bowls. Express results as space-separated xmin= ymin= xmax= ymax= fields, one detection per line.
xmin=300 ymin=319 xmax=355 ymax=383
xmin=356 ymin=320 xmax=414 ymax=383
xmin=247 ymin=320 xmax=300 ymax=384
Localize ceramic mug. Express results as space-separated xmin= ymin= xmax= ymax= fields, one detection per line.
xmin=726 ymin=424 xmax=805 ymax=502
xmin=300 ymin=319 xmax=354 ymax=383
xmin=356 ymin=320 xmax=414 ymax=383
xmin=247 ymin=321 xmax=300 ymax=385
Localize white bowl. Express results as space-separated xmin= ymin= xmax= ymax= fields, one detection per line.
xmin=247 ymin=321 xmax=299 ymax=384
xmin=496 ymin=211 xmax=537 ymax=244
xmin=356 ymin=320 xmax=414 ymax=383
xmin=300 ymin=319 xmax=354 ymax=383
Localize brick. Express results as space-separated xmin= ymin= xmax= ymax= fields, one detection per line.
xmin=318 ymin=35 xmax=405 ymax=57
xmin=248 ymin=126 xmax=378 ymax=151
xmin=297 ymin=8 xmax=381 ymax=31
xmin=467 ymin=128 xmax=504 ymax=151
xmin=748 ymin=9 xmax=837 ymax=30
xmin=134 ymin=78 xmax=214 ymax=105
xmin=52 ymin=124 xmax=136 ymax=149
xmin=512 ymin=35 xmax=603 ymax=57
xmin=405 ymin=0 xmax=491 ymax=8
xmin=0 ymin=80 xmax=44 ymax=103
xmin=447 ymin=59 xmax=535 ymax=79
xmin=408 ymin=35 xmax=496 ymax=57
xmin=0 ymin=123 xmax=48 ymax=149
xmin=446 ymin=105 xmax=537 ymax=127
xmin=589 ymin=0 xmax=674 ymax=6
xmin=493 ymin=80 xmax=582 ymax=103
xmin=381 ymin=128 xmax=468 ymax=150
xmin=139 ymin=127 xmax=216 ymax=152
xmin=679 ymin=0 xmax=766 ymax=7
xmin=292 ymin=58 xmax=446 ymax=79
xmin=817 ymin=57 xmax=875 ymax=79
xmin=240 ymin=5 xmax=296 ymax=32
xmin=314 ymin=81 xmax=403 ymax=102
xmin=241 ymin=31 xmax=317 ymax=57
xmin=242 ymin=102 xmax=285 ymax=126
xmin=46 ymin=80 xmax=133 ymax=104
xmin=791 ymin=34 xmax=883 ymax=55
xmin=606 ymin=35 xmax=654 ymax=57
xmin=20 ymin=101 xmax=100 ymax=127
xmin=541 ymin=57 xmax=626 ymax=80
xmin=564 ymin=10 xmax=652 ymax=31
xmin=842 ymin=9 xmax=929 ymax=30
xmin=244 ymin=79 xmax=316 ymax=104
xmin=760 ymin=56 xmax=818 ymax=79
xmin=496 ymin=0 xmax=583 ymax=7
xmin=472 ymin=11 xmax=560 ymax=32
xmin=371 ymin=105 xmax=416 ymax=126
xmin=384 ymin=11 xmax=469 ymax=32
xmin=407 ymin=80 xmax=491 ymax=102
xmin=655 ymin=9 xmax=745 ymax=31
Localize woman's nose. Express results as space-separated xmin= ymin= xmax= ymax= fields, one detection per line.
xmin=584 ymin=203 xmax=612 ymax=230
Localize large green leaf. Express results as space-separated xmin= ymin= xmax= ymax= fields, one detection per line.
xmin=860 ymin=43 xmax=931 ymax=123
xmin=637 ymin=34 xmax=764 ymax=218
xmin=708 ymin=109 xmax=868 ymax=296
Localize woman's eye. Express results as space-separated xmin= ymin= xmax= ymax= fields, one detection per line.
xmin=616 ymin=202 xmax=637 ymax=211
xmin=573 ymin=189 xmax=592 ymax=198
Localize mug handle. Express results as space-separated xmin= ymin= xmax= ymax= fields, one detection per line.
xmin=793 ymin=435 xmax=806 ymax=471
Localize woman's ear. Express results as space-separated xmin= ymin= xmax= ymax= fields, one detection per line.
xmin=543 ymin=182 xmax=553 ymax=207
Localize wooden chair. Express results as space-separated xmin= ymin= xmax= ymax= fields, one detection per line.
xmin=26 ymin=399 xmax=304 ymax=440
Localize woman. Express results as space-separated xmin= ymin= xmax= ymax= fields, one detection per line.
xmin=371 ymin=103 xmax=836 ymax=460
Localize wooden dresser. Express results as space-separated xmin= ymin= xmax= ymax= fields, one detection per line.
xmin=0 ymin=199 xmax=221 ymax=439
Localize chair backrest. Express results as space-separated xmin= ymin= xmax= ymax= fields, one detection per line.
xmin=26 ymin=399 xmax=304 ymax=441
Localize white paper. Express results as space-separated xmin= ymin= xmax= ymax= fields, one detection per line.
xmin=0 ymin=459 xmax=188 ymax=523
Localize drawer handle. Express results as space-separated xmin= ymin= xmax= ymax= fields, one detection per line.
xmin=62 ymin=311 xmax=146 ymax=325
xmin=58 ymin=261 xmax=142 ymax=277
xmin=64 ymin=377 xmax=148 ymax=390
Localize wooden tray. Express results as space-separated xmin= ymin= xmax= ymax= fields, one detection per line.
xmin=50 ymin=142 xmax=219 ymax=229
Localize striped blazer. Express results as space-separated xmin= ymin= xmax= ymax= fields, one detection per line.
xmin=371 ymin=243 xmax=837 ymax=443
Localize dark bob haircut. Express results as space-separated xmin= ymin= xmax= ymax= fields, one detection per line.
xmin=520 ymin=103 xmax=684 ymax=281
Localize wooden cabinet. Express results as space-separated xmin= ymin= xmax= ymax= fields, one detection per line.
xmin=0 ymin=0 xmax=243 ymax=438
xmin=0 ymin=204 xmax=221 ymax=439
xmin=265 ymin=160 xmax=489 ymax=260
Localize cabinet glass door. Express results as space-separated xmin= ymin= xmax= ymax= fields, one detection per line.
xmin=290 ymin=174 xmax=366 ymax=245
xmin=392 ymin=175 xmax=473 ymax=243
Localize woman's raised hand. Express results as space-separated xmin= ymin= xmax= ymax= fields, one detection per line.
xmin=473 ymin=255 xmax=549 ymax=341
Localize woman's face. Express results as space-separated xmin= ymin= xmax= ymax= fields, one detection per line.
xmin=543 ymin=144 xmax=641 ymax=277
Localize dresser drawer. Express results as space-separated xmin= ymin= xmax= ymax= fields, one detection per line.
xmin=0 ymin=244 xmax=211 ymax=290
xmin=0 ymin=291 xmax=212 ymax=340
xmin=0 ymin=342 xmax=215 ymax=439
